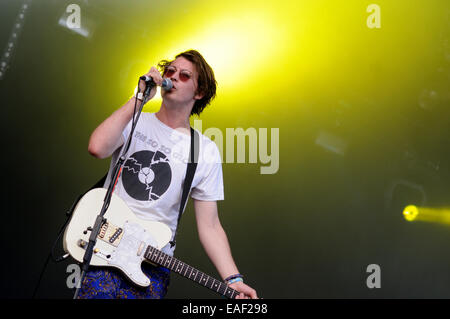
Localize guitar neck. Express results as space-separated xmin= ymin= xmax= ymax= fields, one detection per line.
xmin=144 ymin=245 xmax=239 ymax=299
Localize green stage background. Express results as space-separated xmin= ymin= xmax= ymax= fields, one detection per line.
xmin=1 ymin=0 xmax=449 ymax=298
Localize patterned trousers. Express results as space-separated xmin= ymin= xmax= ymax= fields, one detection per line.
xmin=76 ymin=263 xmax=170 ymax=299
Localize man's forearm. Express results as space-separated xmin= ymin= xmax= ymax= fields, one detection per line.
xmin=198 ymin=222 xmax=240 ymax=281
xmin=88 ymin=97 xmax=142 ymax=159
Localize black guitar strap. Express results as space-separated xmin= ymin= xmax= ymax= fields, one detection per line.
xmin=169 ymin=127 xmax=199 ymax=248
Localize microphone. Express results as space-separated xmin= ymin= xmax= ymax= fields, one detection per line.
xmin=139 ymin=75 xmax=173 ymax=91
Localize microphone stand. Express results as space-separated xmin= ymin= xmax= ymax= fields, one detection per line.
xmin=73 ymin=81 xmax=154 ymax=299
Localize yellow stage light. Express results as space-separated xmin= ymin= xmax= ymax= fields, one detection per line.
xmin=403 ymin=205 xmax=450 ymax=225
xmin=403 ymin=205 xmax=419 ymax=222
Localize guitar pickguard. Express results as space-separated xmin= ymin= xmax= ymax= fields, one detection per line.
xmin=75 ymin=221 xmax=164 ymax=287
xmin=107 ymin=221 xmax=160 ymax=287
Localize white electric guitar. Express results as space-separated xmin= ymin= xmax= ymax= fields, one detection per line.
xmin=63 ymin=188 xmax=240 ymax=299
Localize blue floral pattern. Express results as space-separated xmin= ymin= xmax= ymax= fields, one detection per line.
xmin=77 ymin=263 xmax=170 ymax=299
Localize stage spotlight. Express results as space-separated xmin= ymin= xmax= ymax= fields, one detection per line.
xmin=403 ymin=205 xmax=450 ymax=225
xmin=403 ymin=205 xmax=419 ymax=221
xmin=0 ymin=0 xmax=32 ymax=80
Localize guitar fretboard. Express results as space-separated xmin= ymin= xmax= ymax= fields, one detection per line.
xmin=144 ymin=245 xmax=238 ymax=299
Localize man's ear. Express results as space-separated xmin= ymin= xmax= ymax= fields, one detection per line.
xmin=194 ymin=90 xmax=204 ymax=100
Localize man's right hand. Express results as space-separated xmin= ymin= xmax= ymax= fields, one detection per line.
xmin=88 ymin=66 xmax=163 ymax=159
xmin=138 ymin=66 xmax=163 ymax=101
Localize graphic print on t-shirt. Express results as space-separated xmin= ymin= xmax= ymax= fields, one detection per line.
xmin=122 ymin=150 xmax=172 ymax=201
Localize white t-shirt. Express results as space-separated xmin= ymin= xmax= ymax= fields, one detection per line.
xmin=103 ymin=112 xmax=224 ymax=256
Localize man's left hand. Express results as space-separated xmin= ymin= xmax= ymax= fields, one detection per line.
xmin=229 ymin=281 xmax=258 ymax=299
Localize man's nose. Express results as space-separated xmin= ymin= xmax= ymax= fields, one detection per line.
xmin=170 ymin=71 xmax=180 ymax=81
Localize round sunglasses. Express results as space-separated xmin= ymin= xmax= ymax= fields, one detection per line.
xmin=163 ymin=66 xmax=193 ymax=82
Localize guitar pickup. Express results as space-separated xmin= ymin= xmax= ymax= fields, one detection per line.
xmin=109 ymin=228 xmax=123 ymax=244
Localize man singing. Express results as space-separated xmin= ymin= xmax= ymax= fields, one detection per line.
xmin=80 ymin=50 xmax=258 ymax=299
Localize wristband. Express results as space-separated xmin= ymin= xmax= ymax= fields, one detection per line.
xmin=227 ymin=277 xmax=243 ymax=285
xmin=133 ymin=86 xmax=144 ymax=101
xmin=136 ymin=92 xmax=144 ymax=101
xmin=224 ymin=273 xmax=244 ymax=283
